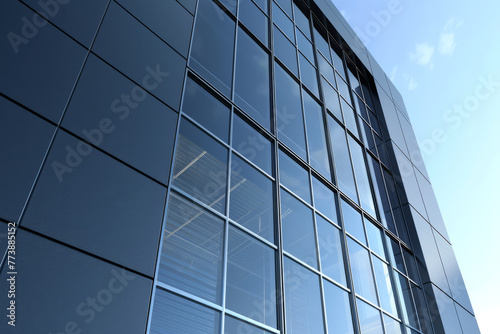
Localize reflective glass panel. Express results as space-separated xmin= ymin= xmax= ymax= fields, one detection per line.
xmin=281 ymin=190 xmax=317 ymax=268
xmin=341 ymin=98 xmax=359 ymax=138
xmin=313 ymin=23 xmax=330 ymax=61
xmin=190 ymin=0 xmax=234 ymax=96
xmin=273 ymin=26 xmax=298 ymax=75
xmin=284 ymin=257 xmax=325 ymax=334
xmin=323 ymin=280 xmax=355 ymax=334
xmin=317 ymin=215 xmax=346 ymax=286
xmin=347 ymin=238 xmax=377 ymax=304
xmin=384 ymin=315 xmax=403 ymax=334
xmin=183 ymin=76 xmax=230 ymax=143
xmin=318 ymin=53 xmax=336 ymax=86
xmin=312 ymin=177 xmax=336 ymax=222
xmin=330 ymin=45 xmax=345 ymax=78
xmin=232 ymin=114 xmax=273 ymax=175
xmin=224 ymin=316 xmax=273 ymax=334
xmin=403 ymin=250 xmax=420 ymax=284
xmin=159 ymin=193 xmax=224 ymax=304
xmin=348 ymin=136 xmax=376 ymax=218
xmin=272 ymin=2 xmax=294 ymax=41
xmin=395 ymin=273 xmax=419 ymax=329
xmin=388 ymin=239 xmax=406 ymax=274
xmin=172 ymin=118 xmax=228 ymax=213
xmin=367 ymin=154 xmax=394 ymax=229
xmin=293 ymin=3 xmax=311 ymax=39
xmin=297 ymin=29 xmax=315 ymax=64
xmin=372 ymin=256 xmax=398 ymax=316
xmin=303 ymin=91 xmax=330 ymax=177
xmin=322 ymin=79 xmax=343 ymax=120
xmin=356 ymin=298 xmax=384 ymax=334
xmin=275 ymin=63 xmax=307 ymax=159
xmin=300 ymin=54 xmax=320 ymax=97
xmin=365 ymin=221 xmax=386 ymax=259
xmin=226 ymin=227 xmax=276 ymax=327
xmin=275 ymin=0 xmax=292 ymax=17
xmin=235 ymin=27 xmax=271 ymax=130
xmin=239 ymin=0 xmax=268 ymax=45
xmin=230 ymin=154 xmax=275 ymax=242
xmin=341 ymin=199 xmax=366 ymax=245
xmin=150 ymin=288 xmax=220 ymax=334
xmin=253 ymin=0 xmax=268 ymax=13
xmin=278 ymin=150 xmax=311 ymax=203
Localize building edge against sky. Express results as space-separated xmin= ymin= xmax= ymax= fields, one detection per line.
xmin=0 ymin=0 xmax=479 ymax=333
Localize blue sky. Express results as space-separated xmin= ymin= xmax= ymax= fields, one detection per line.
xmin=331 ymin=0 xmax=500 ymax=332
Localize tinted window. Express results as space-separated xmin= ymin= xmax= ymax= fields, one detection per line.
xmin=317 ymin=215 xmax=346 ymax=286
xmin=284 ymin=258 xmax=325 ymax=334
xmin=313 ymin=24 xmax=330 ymax=60
xmin=312 ymin=177 xmax=336 ymax=222
xmin=172 ymin=118 xmax=228 ymax=213
xmin=394 ymin=274 xmax=419 ymax=329
xmin=388 ymin=239 xmax=406 ymax=274
xmin=367 ymin=153 xmax=394 ymax=229
xmin=159 ymin=193 xmax=224 ymax=304
xmin=348 ymin=136 xmax=376 ymax=217
xmin=239 ymin=0 xmax=269 ymax=46
xmin=235 ymin=28 xmax=271 ymax=130
xmin=341 ymin=99 xmax=359 ymax=138
xmin=322 ymin=79 xmax=343 ymax=121
xmin=232 ymin=114 xmax=273 ymax=175
xmin=303 ymin=92 xmax=330 ymax=177
xmin=275 ymin=0 xmax=292 ymax=17
xmin=384 ymin=315 xmax=403 ymax=334
xmin=328 ymin=120 xmax=356 ymax=198
xmin=330 ymin=45 xmax=345 ymax=78
xmin=22 ymin=130 xmax=166 ymax=276
xmin=341 ymin=200 xmax=366 ymax=245
xmin=226 ymin=227 xmax=276 ymax=327
xmin=318 ymin=54 xmax=336 ymax=86
xmin=300 ymin=55 xmax=319 ymax=97
xmin=183 ymin=76 xmax=230 ymax=142
xmin=0 ymin=97 xmax=53 ymax=222
xmin=278 ymin=150 xmax=311 ymax=203
xmin=275 ymin=63 xmax=307 ymax=159
xmin=190 ymin=0 xmax=235 ymax=96
xmin=220 ymin=0 xmax=237 ymax=14
xmin=293 ymin=3 xmax=311 ymax=39
xmin=273 ymin=26 xmax=298 ymax=75
xmin=403 ymin=250 xmax=420 ymax=284
xmin=365 ymin=221 xmax=386 ymax=259
xmin=281 ymin=190 xmax=317 ymax=268
xmin=272 ymin=2 xmax=294 ymax=41
xmin=252 ymin=0 xmax=268 ymax=14
xmin=372 ymin=256 xmax=398 ymax=316
xmin=230 ymin=154 xmax=275 ymax=242
xmin=151 ymin=288 xmax=220 ymax=334
xmin=323 ymin=280 xmax=355 ymax=334
xmin=356 ymin=298 xmax=384 ymax=334
xmin=64 ymin=55 xmax=177 ymax=184
xmin=347 ymin=238 xmax=378 ymax=304
xmin=297 ymin=29 xmax=315 ymax=64
xmin=224 ymin=316 xmax=273 ymax=334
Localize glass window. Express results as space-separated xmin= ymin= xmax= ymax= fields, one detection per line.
xmin=224 ymin=316 xmax=273 ymax=334
xmin=330 ymin=44 xmax=346 ymax=79
xmin=313 ymin=23 xmax=330 ymax=61
xmin=372 ymin=256 xmax=398 ymax=316
xmin=341 ymin=98 xmax=359 ymax=138
xmin=172 ymin=118 xmax=228 ymax=213
xmin=384 ymin=315 xmax=403 ymax=334
xmin=403 ymin=250 xmax=420 ymax=284
xmin=226 ymin=227 xmax=276 ymax=327
xmin=190 ymin=0 xmax=235 ymax=96
xmin=278 ymin=150 xmax=311 ymax=203
xmin=312 ymin=177 xmax=336 ymax=222
xmin=361 ymin=121 xmax=377 ymax=157
xmin=235 ymin=27 xmax=271 ymax=130
xmin=388 ymin=239 xmax=406 ymax=274
xmin=355 ymin=95 xmax=370 ymax=121
xmin=394 ymin=273 xmax=419 ymax=329
xmin=303 ymin=92 xmax=330 ymax=177
xmin=159 ymin=193 xmax=224 ymax=304
xmin=275 ymin=63 xmax=307 ymax=159
xmin=297 ymin=29 xmax=315 ymax=64
xmin=323 ymin=280 xmax=354 ymax=334
xmin=347 ymin=238 xmax=377 ymax=304
xmin=220 ymin=0 xmax=237 ymax=13
xmin=253 ymin=0 xmax=268 ymax=14
xmin=183 ymin=76 xmax=230 ymax=143
xmin=356 ymin=299 xmax=384 ymax=334
xmin=337 ymin=76 xmax=352 ymax=106
xmin=273 ymin=26 xmax=298 ymax=75
xmin=230 ymin=154 xmax=275 ymax=242
xmin=281 ymin=190 xmax=317 ymax=268
xmin=239 ymin=0 xmax=269 ymax=46
xmin=348 ymin=136 xmax=377 ymax=218
xmin=272 ymin=2 xmax=294 ymax=41
xmin=299 ymin=54 xmax=319 ymax=97
xmin=366 ymin=156 xmax=393 ymax=229
xmin=318 ymin=53 xmax=336 ymax=86
xmin=365 ymin=221 xmax=386 ymax=259
xmin=150 ymin=289 xmax=221 ymax=334
xmin=275 ymin=0 xmax=292 ymax=17
xmin=322 ymin=78 xmax=342 ymax=121
xmin=317 ymin=215 xmax=346 ymax=286
xmin=341 ymin=200 xmax=366 ymax=245
xmin=293 ymin=3 xmax=311 ymax=39
xmin=347 ymin=67 xmax=360 ymax=94
xmin=232 ymin=114 xmax=273 ymax=175
xmin=284 ymin=257 xmax=325 ymax=334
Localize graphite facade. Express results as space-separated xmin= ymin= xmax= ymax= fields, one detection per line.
xmin=0 ymin=0 xmax=480 ymax=333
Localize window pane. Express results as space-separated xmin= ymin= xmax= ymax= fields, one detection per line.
xmin=330 ymin=45 xmax=345 ymax=79
xmin=275 ymin=0 xmax=292 ymax=17
xmin=224 ymin=316 xmax=273 ymax=334
xmin=303 ymin=91 xmax=330 ymax=177
xmin=323 ymin=280 xmax=355 ymax=334
xmin=293 ymin=3 xmax=311 ymax=39
xmin=190 ymin=0 xmax=234 ymax=96
xmin=347 ymin=238 xmax=377 ymax=304
xmin=348 ymin=136 xmax=376 ymax=218
xmin=273 ymin=26 xmax=298 ymax=75
xmin=284 ymin=257 xmax=325 ymax=334
xmin=272 ymin=2 xmax=294 ymax=41
xmin=317 ymin=215 xmax=346 ymax=286
xmin=172 ymin=118 xmax=228 ymax=213
xmin=403 ymin=250 xmax=420 ymax=284
xmin=384 ymin=314 xmax=403 ymax=334
xmin=159 ymin=193 xmax=224 ymax=304
xmin=151 ymin=289 xmax=221 ymax=334
xmin=318 ymin=53 xmax=336 ymax=86
xmin=281 ymin=190 xmax=317 ymax=267
xmin=232 ymin=114 xmax=273 ymax=175
xmin=235 ymin=27 xmax=271 ymax=130
xmin=372 ymin=256 xmax=398 ymax=316
xmin=220 ymin=0 xmax=237 ymax=13
xmin=312 ymin=177 xmax=336 ymax=222
xmin=239 ymin=0 xmax=268 ymax=46
xmin=297 ymin=29 xmax=315 ymax=64
xmin=388 ymin=239 xmax=406 ymax=274
xmin=356 ymin=298 xmax=384 ymax=334
xmin=395 ymin=273 xmax=419 ymax=329
xmin=328 ymin=116 xmax=358 ymax=201
xmin=226 ymin=227 xmax=277 ymax=327
xmin=365 ymin=221 xmax=386 ymax=259
xmin=300 ymin=54 xmax=319 ymax=97
xmin=313 ymin=23 xmax=330 ymax=61
xmin=367 ymin=155 xmax=394 ymax=229
xmin=275 ymin=63 xmax=307 ymax=159
xmin=322 ymin=78 xmax=343 ymax=120
xmin=341 ymin=98 xmax=359 ymax=138
xmin=253 ymin=0 xmax=268 ymax=13
xmin=341 ymin=199 xmax=366 ymax=245
xmin=230 ymin=154 xmax=275 ymax=242
xmin=279 ymin=150 xmax=311 ymax=203
xmin=183 ymin=76 xmax=230 ymax=142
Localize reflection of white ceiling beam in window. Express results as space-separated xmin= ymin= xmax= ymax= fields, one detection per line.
xmin=172 ymin=151 xmax=207 ymax=180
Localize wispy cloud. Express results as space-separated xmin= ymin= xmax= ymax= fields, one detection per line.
xmin=439 ymin=18 xmax=462 ymax=56
xmin=403 ymin=73 xmax=418 ymax=91
xmin=389 ymin=66 xmax=398 ymax=81
xmin=410 ymin=43 xmax=435 ymax=68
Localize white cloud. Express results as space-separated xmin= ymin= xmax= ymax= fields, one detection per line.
xmin=389 ymin=66 xmax=398 ymax=81
xmin=410 ymin=43 xmax=435 ymax=68
xmin=439 ymin=18 xmax=463 ymax=56
xmin=403 ymin=73 xmax=418 ymax=91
